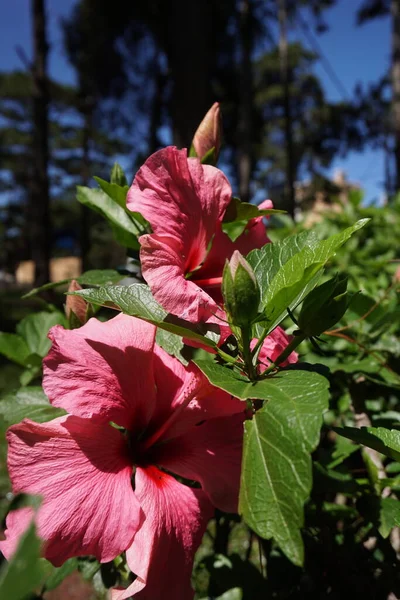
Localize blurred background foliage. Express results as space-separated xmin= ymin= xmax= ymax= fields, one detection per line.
xmin=1 ymin=0 xmax=400 ymax=599
xmin=0 ymin=0 xmax=397 ymax=286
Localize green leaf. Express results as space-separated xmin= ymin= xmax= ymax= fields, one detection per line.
xmin=76 ymin=186 xmax=140 ymax=249
xmin=44 ymin=558 xmax=79 ymax=591
xmin=78 ymin=558 xmax=101 ymax=581
xmin=248 ymin=220 xmax=368 ymax=333
xmin=239 ymin=370 xmax=329 ymax=566
xmin=110 ymin=162 xmax=128 ymax=187
xmin=222 ymin=221 xmax=251 ymax=243
xmin=193 ymin=365 xmax=329 ymax=565
xmin=78 ymin=269 xmax=127 ymax=286
xmin=222 ymin=197 xmax=285 ymax=242
xmin=93 ymin=176 xmax=129 ymax=210
xmin=379 ymin=498 xmax=400 ymax=537
xmin=16 ymin=311 xmax=66 ymax=357
xmin=0 ymin=333 xmax=31 ymax=366
xmin=248 ymin=230 xmax=318 ymax=286
xmin=223 ymin=197 xmax=285 ymax=222
xmin=261 ymin=220 xmax=368 ymax=332
xmin=248 ymin=231 xmax=320 ymax=330
xmin=0 ymin=387 xmax=66 ymax=426
xmin=0 ymin=523 xmax=48 ymax=600
xmin=188 ymin=144 xmax=198 ymax=158
xmin=334 ymin=426 xmax=400 ymax=462
xmin=22 ymin=269 xmax=125 ymax=299
xmin=72 ymin=284 xmax=218 ymax=349
xmin=156 ymin=329 xmax=186 ymax=362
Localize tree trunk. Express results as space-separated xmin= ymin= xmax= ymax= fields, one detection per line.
xmin=165 ymin=0 xmax=214 ymax=149
xmin=31 ymin=0 xmax=51 ymax=286
xmin=148 ymin=55 xmax=165 ymax=155
xmin=278 ymin=0 xmax=296 ymax=217
xmin=391 ymin=0 xmax=400 ymax=192
xmin=80 ymin=100 xmax=93 ymax=272
xmin=237 ymin=0 xmax=253 ymax=204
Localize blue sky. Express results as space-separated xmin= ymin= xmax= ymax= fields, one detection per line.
xmin=0 ymin=0 xmax=391 ymax=204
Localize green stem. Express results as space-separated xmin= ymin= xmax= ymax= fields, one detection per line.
xmin=241 ymin=326 xmax=256 ymax=380
xmin=251 ymin=327 xmax=269 ymax=360
xmin=216 ymin=348 xmax=239 ymax=365
xmin=262 ymin=331 xmax=307 ymax=377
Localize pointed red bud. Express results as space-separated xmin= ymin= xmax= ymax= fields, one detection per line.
xmin=192 ymin=102 xmax=222 ymax=163
xmin=65 ymin=280 xmax=88 ymax=326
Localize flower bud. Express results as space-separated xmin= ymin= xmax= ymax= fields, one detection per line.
xmin=191 ymin=102 xmax=222 ymax=164
xmin=110 ymin=162 xmax=128 ymax=186
xmin=222 ymin=250 xmax=260 ymax=327
xmin=298 ymin=275 xmax=352 ymax=337
xmin=65 ymin=280 xmax=88 ymax=327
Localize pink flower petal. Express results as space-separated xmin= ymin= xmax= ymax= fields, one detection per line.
xmin=192 ymin=215 xmax=271 ymax=304
xmin=127 ymin=146 xmax=231 ymax=255
xmin=143 ymin=347 xmax=244 ymax=446
xmin=43 ymin=314 xmax=157 ymax=431
xmin=127 ymin=147 xmax=232 ymax=321
xmin=138 ymin=233 xmax=221 ymax=322
xmin=252 ymin=327 xmax=298 ymax=373
xmin=5 ymin=416 xmax=141 ymax=566
xmin=153 ymin=414 xmax=244 ymax=513
xmin=0 ymin=507 xmax=35 ymax=560
xmin=118 ymin=466 xmax=213 ymax=600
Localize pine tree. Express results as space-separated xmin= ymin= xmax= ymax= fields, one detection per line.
xmin=0 ymin=71 xmax=127 ymax=275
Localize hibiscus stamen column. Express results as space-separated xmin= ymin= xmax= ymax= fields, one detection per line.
xmin=142 ymin=368 xmax=205 ymax=450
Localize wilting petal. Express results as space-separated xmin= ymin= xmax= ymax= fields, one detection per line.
xmin=43 ymin=314 xmax=157 ymax=431
xmin=252 ymin=326 xmax=298 ymax=373
xmin=153 ymin=414 xmax=244 ymax=513
xmin=5 ymin=416 xmax=141 ymax=566
xmin=138 ymin=233 xmax=220 ymax=322
xmin=0 ymin=507 xmax=35 ymax=560
xmin=117 ymin=466 xmax=213 ymax=600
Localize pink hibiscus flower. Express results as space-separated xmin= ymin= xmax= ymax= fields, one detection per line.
xmin=0 ymin=314 xmax=245 ymax=600
xmin=127 ymin=146 xmax=271 ymax=323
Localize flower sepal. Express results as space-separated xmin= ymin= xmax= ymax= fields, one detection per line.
xmin=222 ymin=251 xmax=261 ymax=329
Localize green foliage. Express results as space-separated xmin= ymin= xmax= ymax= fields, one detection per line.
xmin=0 ymin=387 xmax=66 ymax=427
xmin=335 ymin=426 xmax=400 ymax=462
xmin=239 ymin=370 xmax=329 ymax=565
xmin=43 ymin=558 xmax=79 ymax=592
xmin=23 ymin=268 xmax=125 ymax=298
xmin=222 ymin=197 xmax=285 ymax=242
xmin=194 ymin=362 xmax=329 ymax=564
xmin=110 ymin=162 xmax=128 ymax=187
xmin=0 ymin=310 xmax=66 ymax=385
xmin=0 ymin=333 xmax=32 ymax=367
xmin=16 ymin=312 xmax=66 ymax=358
xmin=249 ymin=219 xmax=368 ymax=333
xmin=0 ymin=523 xmax=49 ymax=600
xmin=76 ymin=186 xmax=141 ymax=250
xmin=71 ymin=283 xmax=219 ymax=354
xmin=298 ymin=274 xmax=353 ymax=337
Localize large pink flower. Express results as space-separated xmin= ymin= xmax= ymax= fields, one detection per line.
xmin=0 ymin=315 xmax=245 ymax=599
xmin=127 ymin=146 xmax=271 ymax=322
